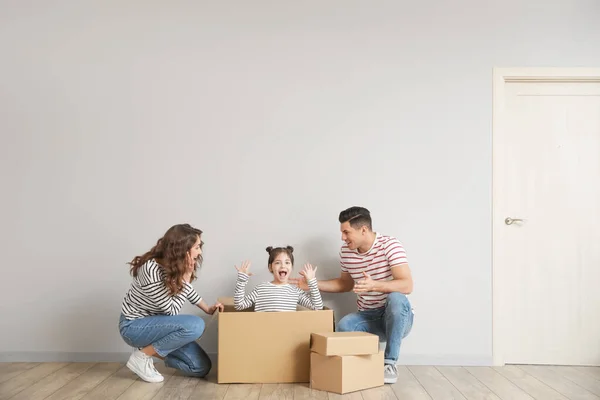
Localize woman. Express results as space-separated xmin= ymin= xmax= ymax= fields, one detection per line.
xmin=119 ymin=224 xmax=223 ymax=383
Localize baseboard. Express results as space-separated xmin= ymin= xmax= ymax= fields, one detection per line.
xmin=0 ymin=352 xmax=134 ymax=362
xmin=395 ymin=354 xmax=493 ymax=366
xmin=0 ymin=351 xmax=491 ymax=366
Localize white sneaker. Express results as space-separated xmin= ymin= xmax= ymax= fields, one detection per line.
xmin=126 ymin=349 xmax=164 ymax=383
xmin=384 ymin=364 xmax=398 ymax=384
xmin=147 ymin=358 xmax=163 ymax=377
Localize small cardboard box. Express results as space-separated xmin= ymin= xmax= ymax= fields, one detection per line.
xmin=310 ymin=332 xmax=379 ymax=356
xmin=310 ymin=351 xmax=384 ymax=394
xmin=309 ymin=332 xmax=384 ymax=394
xmin=217 ymin=297 xmax=334 ymax=383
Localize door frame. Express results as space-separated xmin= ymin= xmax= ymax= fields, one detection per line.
xmin=492 ymin=67 xmax=600 ymax=366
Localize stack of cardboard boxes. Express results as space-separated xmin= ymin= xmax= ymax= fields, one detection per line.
xmin=309 ymin=332 xmax=384 ymax=394
xmin=216 ymin=297 xmax=384 ymax=394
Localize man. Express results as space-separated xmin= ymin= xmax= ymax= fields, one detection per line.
xmin=292 ymin=206 xmax=414 ymax=384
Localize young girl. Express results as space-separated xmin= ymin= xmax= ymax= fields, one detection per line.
xmin=234 ymin=246 xmax=324 ymax=312
xmin=118 ymin=224 xmax=224 ymax=383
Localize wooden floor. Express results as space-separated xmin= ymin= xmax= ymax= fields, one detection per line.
xmin=1 ymin=362 xmax=600 ymax=400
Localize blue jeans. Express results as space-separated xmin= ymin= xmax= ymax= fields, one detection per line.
xmin=119 ymin=314 xmax=211 ymax=378
xmin=337 ymin=292 xmax=414 ymax=365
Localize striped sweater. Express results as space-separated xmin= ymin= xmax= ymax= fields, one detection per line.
xmin=121 ymin=259 xmax=202 ymax=320
xmin=234 ymin=272 xmax=323 ymax=312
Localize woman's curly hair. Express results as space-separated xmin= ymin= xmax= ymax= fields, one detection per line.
xmin=128 ymin=224 xmax=203 ymax=296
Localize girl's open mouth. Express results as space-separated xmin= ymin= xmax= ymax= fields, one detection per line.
xmin=278 ymin=270 xmax=288 ymax=279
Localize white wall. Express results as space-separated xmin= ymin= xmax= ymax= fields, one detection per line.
xmin=1 ymin=0 xmax=599 ymax=365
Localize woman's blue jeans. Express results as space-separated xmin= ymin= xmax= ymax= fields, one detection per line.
xmin=119 ymin=314 xmax=211 ymax=378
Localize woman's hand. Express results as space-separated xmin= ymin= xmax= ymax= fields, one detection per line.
xmin=207 ymin=302 xmax=224 ymax=315
xmin=235 ymin=260 xmax=252 ymax=276
xmin=197 ymin=300 xmax=224 ymax=314
xmin=299 ymin=263 xmax=318 ymax=281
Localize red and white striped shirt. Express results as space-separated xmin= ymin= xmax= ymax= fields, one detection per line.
xmin=340 ymin=233 xmax=408 ymax=311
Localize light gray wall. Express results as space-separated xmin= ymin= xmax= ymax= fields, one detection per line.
xmin=1 ymin=0 xmax=599 ymax=365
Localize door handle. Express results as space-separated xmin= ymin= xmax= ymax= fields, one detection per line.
xmin=505 ymin=217 xmax=524 ymax=225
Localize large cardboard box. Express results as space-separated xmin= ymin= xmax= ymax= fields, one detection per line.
xmin=217 ymin=297 xmax=334 ymax=383
xmin=309 ymin=332 xmax=384 ymax=394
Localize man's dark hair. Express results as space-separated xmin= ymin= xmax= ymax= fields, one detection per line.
xmin=338 ymin=206 xmax=372 ymax=230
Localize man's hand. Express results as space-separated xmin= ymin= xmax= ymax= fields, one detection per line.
xmin=353 ymin=272 xmax=377 ymax=293
xmin=292 ymin=271 xmax=354 ymax=293
xmin=299 ymin=263 xmax=318 ymax=281
xmin=207 ymin=302 xmax=224 ymax=315
xmin=289 ymin=275 xmax=309 ymax=291
xmin=235 ymin=260 xmax=252 ymax=276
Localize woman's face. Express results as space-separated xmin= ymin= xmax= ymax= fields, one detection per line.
xmin=188 ymin=235 xmax=203 ymax=266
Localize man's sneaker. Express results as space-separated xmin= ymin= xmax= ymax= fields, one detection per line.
xmin=384 ymin=363 xmax=398 ymax=384
xmin=126 ymin=349 xmax=164 ymax=383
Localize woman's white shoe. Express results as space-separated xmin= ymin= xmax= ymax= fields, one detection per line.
xmin=126 ymin=349 xmax=164 ymax=383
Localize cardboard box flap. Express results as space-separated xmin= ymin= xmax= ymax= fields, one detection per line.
xmin=310 ymin=332 xmax=379 ymax=356
xmin=217 ymin=296 xmax=253 ymax=312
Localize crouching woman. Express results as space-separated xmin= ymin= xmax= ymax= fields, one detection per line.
xmin=118 ymin=224 xmax=223 ymax=383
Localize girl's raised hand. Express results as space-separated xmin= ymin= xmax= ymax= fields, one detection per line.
xmin=235 ymin=260 xmax=252 ymax=276
xmin=289 ymin=276 xmax=308 ymax=290
xmin=299 ymin=263 xmax=318 ymax=281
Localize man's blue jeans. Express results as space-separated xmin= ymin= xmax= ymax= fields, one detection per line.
xmin=337 ymin=292 xmax=413 ymax=365
xmin=119 ymin=314 xmax=211 ymax=378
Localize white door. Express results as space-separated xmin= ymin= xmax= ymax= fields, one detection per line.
xmin=493 ymin=68 xmax=600 ymax=366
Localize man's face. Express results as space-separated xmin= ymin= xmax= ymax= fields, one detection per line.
xmin=340 ymin=221 xmax=365 ymax=250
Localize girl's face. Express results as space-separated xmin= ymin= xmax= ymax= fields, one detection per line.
xmin=270 ymin=252 xmax=293 ymax=284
